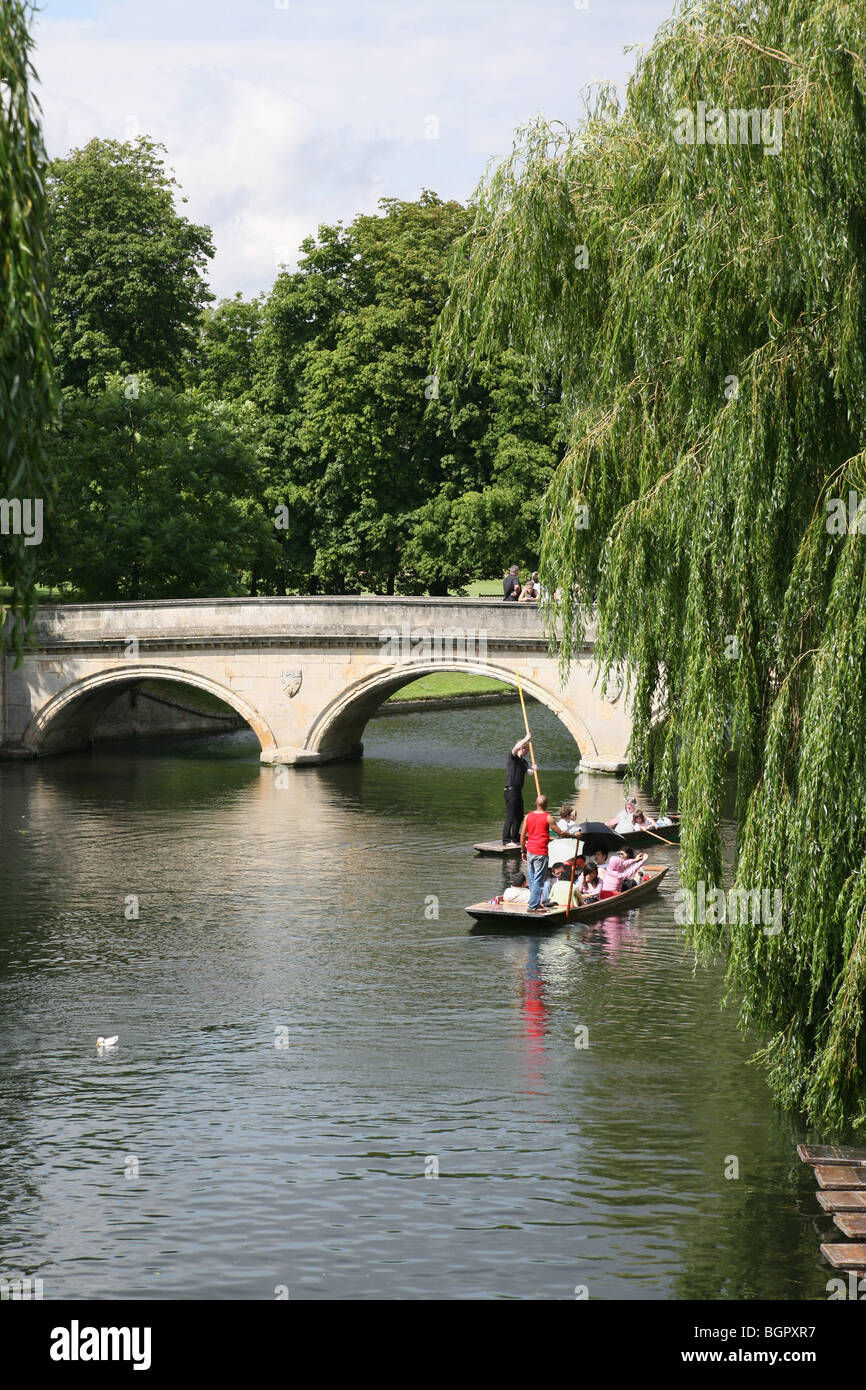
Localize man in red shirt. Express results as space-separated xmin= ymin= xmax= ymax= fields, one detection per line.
xmin=520 ymin=795 xmax=564 ymax=911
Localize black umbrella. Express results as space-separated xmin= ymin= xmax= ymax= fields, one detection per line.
xmin=575 ymin=822 xmax=627 ymax=855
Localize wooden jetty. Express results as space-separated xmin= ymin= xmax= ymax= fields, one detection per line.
xmin=799 ymin=1144 xmax=866 ymax=1276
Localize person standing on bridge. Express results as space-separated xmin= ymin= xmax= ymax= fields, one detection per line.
xmin=503 ymin=565 xmax=521 ymax=601
xmin=503 ymin=733 xmax=535 ymax=848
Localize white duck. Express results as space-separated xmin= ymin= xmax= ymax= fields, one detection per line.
xmin=96 ymin=1035 xmax=118 ymax=1052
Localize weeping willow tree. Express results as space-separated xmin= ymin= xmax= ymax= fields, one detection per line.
xmin=436 ymin=0 xmax=866 ymax=1130
xmin=0 ymin=1 xmax=56 ymax=655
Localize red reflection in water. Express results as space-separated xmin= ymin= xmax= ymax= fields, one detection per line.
xmin=520 ymin=937 xmax=548 ymax=1088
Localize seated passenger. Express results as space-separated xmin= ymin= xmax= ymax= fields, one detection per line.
xmin=606 ymin=796 xmax=637 ymax=832
xmin=491 ymin=871 xmax=531 ymax=905
xmin=556 ymin=803 xmax=581 ymax=834
xmin=599 ymin=851 xmax=647 ymax=899
xmin=631 ymin=809 xmax=656 ymax=831
xmin=576 ymin=861 xmax=601 ymax=901
xmin=545 ymin=857 xmax=586 ymax=907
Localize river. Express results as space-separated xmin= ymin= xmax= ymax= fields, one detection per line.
xmin=0 ymin=700 xmax=829 ymax=1299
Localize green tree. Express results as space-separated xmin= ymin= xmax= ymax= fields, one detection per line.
xmin=47 ymin=137 xmax=214 ymax=392
xmin=0 ymin=0 xmax=57 ymax=653
xmin=438 ymin=0 xmax=866 ymax=1128
xmin=256 ymin=194 xmax=559 ymax=593
xmin=186 ymin=292 xmax=264 ymax=402
xmin=400 ymin=350 xmax=559 ymax=589
xmin=38 ymin=376 xmax=272 ymax=600
xmin=254 ymin=222 xmax=359 ymax=592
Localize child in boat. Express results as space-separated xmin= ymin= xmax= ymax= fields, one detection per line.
xmin=631 ymin=809 xmax=657 ymax=831
xmin=545 ymin=856 xmax=586 ymax=907
xmin=576 ymin=861 xmax=601 ymax=901
xmin=556 ymin=803 xmax=581 ymax=834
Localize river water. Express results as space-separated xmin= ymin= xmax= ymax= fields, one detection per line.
xmin=0 ymin=700 xmax=830 ymax=1300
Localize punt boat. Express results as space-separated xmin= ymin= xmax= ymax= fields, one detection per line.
xmin=465 ymin=864 xmax=669 ymax=928
xmin=473 ymin=817 xmax=680 ymax=856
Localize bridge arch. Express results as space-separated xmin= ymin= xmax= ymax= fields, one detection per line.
xmin=22 ymin=665 xmax=278 ymax=757
xmin=304 ymin=659 xmax=599 ymax=762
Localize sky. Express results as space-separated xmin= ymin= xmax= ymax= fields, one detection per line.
xmin=33 ymin=0 xmax=677 ymax=300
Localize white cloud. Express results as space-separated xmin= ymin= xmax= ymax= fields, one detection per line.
xmin=34 ymin=0 xmax=675 ymax=298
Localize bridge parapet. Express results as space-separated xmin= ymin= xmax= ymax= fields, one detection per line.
xmin=25 ymin=596 xmax=567 ymax=650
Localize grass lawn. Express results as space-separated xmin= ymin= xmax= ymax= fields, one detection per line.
xmin=387 ymin=672 xmax=513 ymax=701
xmin=462 ymin=579 xmax=504 ymax=597
xmin=140 ymin=679 xmax=237 ymax=715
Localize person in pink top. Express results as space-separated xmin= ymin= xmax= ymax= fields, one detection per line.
xmin=599 ymin=850 xmax=647 ymax=899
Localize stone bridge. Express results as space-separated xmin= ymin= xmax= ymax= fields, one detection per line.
xmin=0 ymin=598 xmax=631 ymax=770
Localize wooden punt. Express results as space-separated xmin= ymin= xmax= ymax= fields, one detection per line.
xmin=474 ymin=841 xmax=525 ymax=855
xmin=817 ymin=1189 xmax=866 ymax=1212
xmin=465 ymin=864 xmax=668 ymax=927
xmin=832 ymin=1213 xmax=866 ymax=1237
xmin=473 ymin=820 xmax=680 ymax=855
xmin=797 ymin=1143 xmax=866 ymax=1166
xmin=819 ymin=1243 xmax=866 ymax=1272
xmin=814 ymin=1165 xmax=866 ymax=1190
xmin=621 ymin=820 xmax=681 ymax=847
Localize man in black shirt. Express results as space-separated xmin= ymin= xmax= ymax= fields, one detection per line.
xmin=503 ymin=565 xmax=521 ymax=601
xmin=503 ymin=733 xmax=535 ymax=846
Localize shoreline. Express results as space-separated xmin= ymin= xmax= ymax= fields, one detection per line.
xmin=374 ymin=691 xmax=521 ymax=716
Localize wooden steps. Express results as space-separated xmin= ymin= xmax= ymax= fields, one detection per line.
xmin=800 ymin=1144 xmax=866 ymax=1275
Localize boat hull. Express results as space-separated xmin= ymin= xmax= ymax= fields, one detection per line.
xmin=466 ymin=865 xmax=669 ymax=928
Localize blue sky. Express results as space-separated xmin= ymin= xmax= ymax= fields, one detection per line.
xmin=33 ymin=0 xmax=677 ymax=298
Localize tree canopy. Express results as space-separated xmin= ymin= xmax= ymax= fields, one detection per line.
xmin=47 ymin=137 xmax=214 ymax=392
xmin=253 ymin=193 xmax=559 ymax=594
xmin=437 ymin=0 xmax=866 ymax=1129
xmin=40 ymin=376 xmax=271 ymax=600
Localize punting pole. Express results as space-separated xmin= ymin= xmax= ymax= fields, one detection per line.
xmin=565 ymin=853 xmax=580 ymax=918
xmin=640 ymin=826 xmax=679 ymax=847
xmin=514 ymin=670 xmax=541 ymax=800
